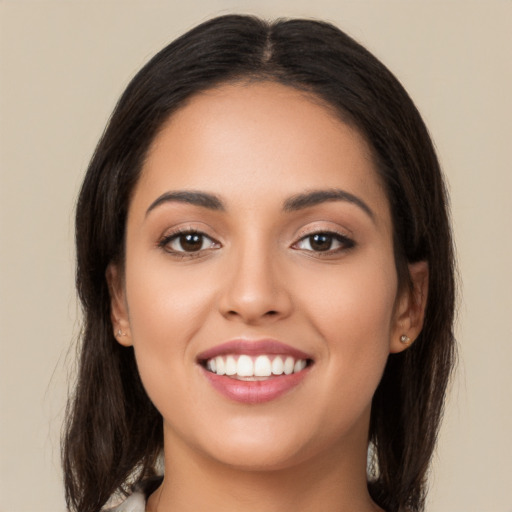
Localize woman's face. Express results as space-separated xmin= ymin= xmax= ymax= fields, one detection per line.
xmin=110 ymin=82 xmax=419 ymax=471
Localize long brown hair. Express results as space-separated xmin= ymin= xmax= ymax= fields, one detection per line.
xmin=63 ymin=15 xmax=456 ymax=512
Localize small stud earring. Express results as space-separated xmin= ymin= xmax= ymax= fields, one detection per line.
xmin=400 ymin=334 xmax=411 ymax=344
xmin=116 ymin=329 xmax=125 ymax=337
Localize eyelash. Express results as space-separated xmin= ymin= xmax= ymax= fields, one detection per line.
xmin=158 ymin=229 xmax=355 ymax=259
xmin=157 ymin=229 xmax=220 ymax=259
xmin=292 ymin=230 xmax=355 ymax=256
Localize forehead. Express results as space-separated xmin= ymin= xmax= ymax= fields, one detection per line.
xmin=134 ymin=81 xmax=389 ymax=221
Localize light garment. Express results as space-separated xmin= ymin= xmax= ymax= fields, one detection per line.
xmin=104 ymin=491 xmax=146 ymax=512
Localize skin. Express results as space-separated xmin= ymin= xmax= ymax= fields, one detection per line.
xmin=108 ymin=82 xmax=428 ymax=512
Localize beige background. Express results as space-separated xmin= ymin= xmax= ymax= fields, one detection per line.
xmin=1 ymin=1 xmax=511 ymax=511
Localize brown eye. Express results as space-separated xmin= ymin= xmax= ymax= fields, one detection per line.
xmin=178 ymin=233 xmax=204 ymax=252
xmin=160 ymin=231 xmax=220 ymax=254
xmin=309 ymin=233 xmax=333 ymax=251
xmin=293 ymin=232 xmax=354 ymax=253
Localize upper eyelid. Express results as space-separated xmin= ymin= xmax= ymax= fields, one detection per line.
xmin=157 ymin=228 xmax=220 ymax=250
xmin=293 ymin=230 xmax=354 ymax=245
xmin=293 ymin=225 xmax=353 ymax=241
xmin=163 ymin=229 xmax=218 ymax=241
xmin=159 ymin=223 xmax=220 ymax=240
xmin=291 ymin=228 xmax=356 ymax=253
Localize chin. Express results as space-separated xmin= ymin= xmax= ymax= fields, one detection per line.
xmin=174 ymin=416 xmax=313 ymax=472
xmin=208 ymin=443 xmax=309 ymax=473
xmin=194 ymin=419 xmax=338 ymax=473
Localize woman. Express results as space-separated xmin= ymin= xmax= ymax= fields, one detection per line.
xmin=63 ymin=14 xmax=456 ymax=512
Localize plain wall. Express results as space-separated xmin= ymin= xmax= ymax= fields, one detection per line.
xmin=1 ymin=1 xmax=511 ymax=511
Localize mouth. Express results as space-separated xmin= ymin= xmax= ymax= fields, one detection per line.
xmin=196 ymin=339 xmax=314 ymax=403
xmin=201 ymin=354 xmax=311 ymax=380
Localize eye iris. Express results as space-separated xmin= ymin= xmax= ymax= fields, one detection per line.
xmin=310 ymin=233 xmax=332 ymax=251
xmin=180 ymin=233 xmax=203 ymax=252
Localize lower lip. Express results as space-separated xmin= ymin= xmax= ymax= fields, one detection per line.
xmin=201 ymin=366 xmax=311 ymax=404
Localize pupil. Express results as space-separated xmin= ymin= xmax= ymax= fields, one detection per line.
xmin=310 ymin=233 xmax=332 ymax=251
xmin=180 ymin=233 xmax=202 ymax=251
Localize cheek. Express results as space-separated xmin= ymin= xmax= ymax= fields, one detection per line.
xmin=122 ymin=255 xmax=216 ymax=404
xmin=300 ymin=251 xmax=398 ymax=400
xmin=303 ymin=249 xmax=397 ymax=332
xmin=125 ymin=249 xmax=216 ymax=339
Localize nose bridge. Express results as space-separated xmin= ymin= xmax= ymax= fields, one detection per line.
xmin=220 ymin=230 xmax=291 ymax=323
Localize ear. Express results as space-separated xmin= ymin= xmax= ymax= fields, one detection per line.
xmin=106 ymin=263 xmax=132 ymax=347
xmin=390 ymin=261 xmax=429 ymax=354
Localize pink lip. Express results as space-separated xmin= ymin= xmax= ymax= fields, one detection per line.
xmin=197 ymin=339 xmax=313 ymax=404
xmin=202 ymin=368 xmax=311 ymax=404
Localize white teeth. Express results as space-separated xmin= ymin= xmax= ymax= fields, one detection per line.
xmin=206 ymin=358 xmax=216 ymax=373
xmin=225 ymin=356 xmax=237 ymax=376
xmin=294 ymin=359 xmax=306 ymax=373
xmin=284 ymin=356 xmax=294 ymax=375
xmin=237 ymin=355 xmax=254 ymax=377
xmin=206 ymin=354 xmax=308 ymax=378
xmin=271 ymin=356 xmax=284 ymax=375
xmin=254 ymin=355 xmax=272 ymax=377
xmin=214 ymin=356 xmax=225 ymax=375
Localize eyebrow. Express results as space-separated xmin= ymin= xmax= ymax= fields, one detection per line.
xmin=283 ymin=188 xmax=375 ymax=220
xmin=145 ymin=188 xmax=374 ymax=220
xmin=146 ymin=190 xmax=225 ymax=216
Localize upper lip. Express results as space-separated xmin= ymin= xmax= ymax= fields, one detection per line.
xmin=196 ymin=339 xmax=313 ymax=362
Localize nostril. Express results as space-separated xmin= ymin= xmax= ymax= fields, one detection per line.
xmin=226 ymin=309 xmax=279 ymax=319
xmin=226 ymin=310 xmax=277 ymax=316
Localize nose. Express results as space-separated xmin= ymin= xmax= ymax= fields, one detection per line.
xmin=218 ymin=243 xmax=293 ymax=325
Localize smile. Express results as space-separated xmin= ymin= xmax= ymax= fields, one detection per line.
xmin=205 ymin=354 xmax=308 ymax=379
xmin=197 ymin=339 xmax=313 ymax=403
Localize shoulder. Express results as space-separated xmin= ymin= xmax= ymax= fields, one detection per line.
xmin=102 ymin=491 xmax=146 ymax=512
xmin=101 ymin=476 xmax=162 ymax=512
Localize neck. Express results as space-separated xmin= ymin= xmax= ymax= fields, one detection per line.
xmin=147 ymin=422 xmax=382 ymax=512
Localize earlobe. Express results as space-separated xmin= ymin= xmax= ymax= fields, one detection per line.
xmin=390 ymin=260 xmax=429 ymax=354
xmin=106 ymin=263 xmax=133 ymax=347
